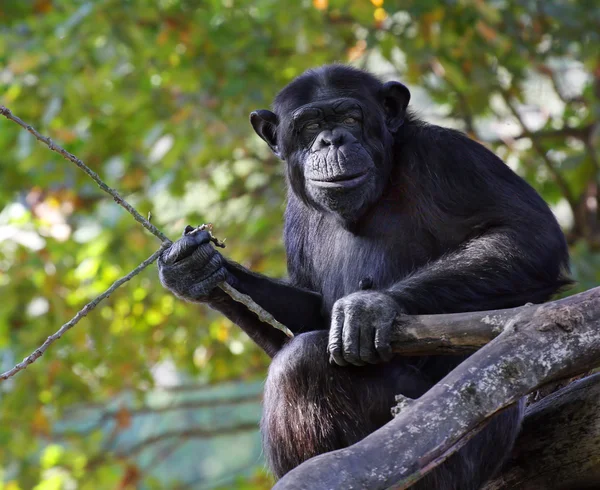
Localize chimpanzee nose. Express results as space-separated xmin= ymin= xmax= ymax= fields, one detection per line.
xmin=313 ymin=129 xmax=346 ymax=151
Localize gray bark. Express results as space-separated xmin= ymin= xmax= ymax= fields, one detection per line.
xmin=389 ymin=302 xmax=531 ymax=355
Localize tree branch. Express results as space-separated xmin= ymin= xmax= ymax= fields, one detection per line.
xmin=70 ymin=392 xmax=262 ymax=432
xmin=482 ymin=124 xmax=594 ymax=146
xmin=84 ymin=422 xmax=259 ymax=469
xmin=219 ymin=281 xmax=293 ymax=337
xmin=274 ymin=286 xmax=600 ymax=489
xmin=538 ymin=64 xmax=587 ymax=105
xmin=123 ymin=423 xmax=259 ymax=457
xmin=388 ymin=301 xmax=534 ymax=355
xmin=0 ymin=106 xmax=294 ymax=381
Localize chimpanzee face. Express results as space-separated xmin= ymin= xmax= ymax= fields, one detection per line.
xmin=251 ymin=65 xmax=410 ymax=223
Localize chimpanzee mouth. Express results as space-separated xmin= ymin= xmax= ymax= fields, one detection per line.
xmin=308 ymin=171 xmax=369 ymax=189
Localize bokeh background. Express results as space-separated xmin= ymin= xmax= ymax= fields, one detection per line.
xmin=0 ymin=1 xmax=598 ymax=488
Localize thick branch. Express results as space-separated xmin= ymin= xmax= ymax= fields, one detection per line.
xmin=0 ymin=244 xmax=169 ymax=381
xmin=274 ymin=286 xmax=600 ymax=489
xmin=484 ymin=373 xmax=600 ymax=490
xmin=389 ymin=302 xmax=534 ymax=355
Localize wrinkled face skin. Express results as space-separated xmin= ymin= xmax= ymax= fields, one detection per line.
xmin=285 ymin=97 xmax=387 ymax=221
xmin=250 ymin=66 xmax=410 ymax=224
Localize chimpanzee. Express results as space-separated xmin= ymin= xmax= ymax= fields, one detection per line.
xmin=158 ymin=65 xmax=570 ymax=489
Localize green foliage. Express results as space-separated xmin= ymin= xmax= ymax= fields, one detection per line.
xmin=0 ymin=0 xmax=598 ymax=488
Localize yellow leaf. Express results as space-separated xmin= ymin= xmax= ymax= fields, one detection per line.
xmin=374 ymin=8 xmax=387 ymax=22
xmin=41 ymin=444 xmax=64 ymax=469
xmin=313 ymin=0 xmax=328 ymax=10
xmin=217 ymin=322 xmax=230 ymax=342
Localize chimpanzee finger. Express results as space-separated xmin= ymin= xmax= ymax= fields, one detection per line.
xmin=160 ymin=230 xmax=212 ymax=265
xmin=188 ymin=264 xmax=228 ymax=299
xmin=162 ymin=245 xmax=220 ymax=278
xmin=342 ymin=309 xmax=366 ymax=366
xmin=328 ymin=306 xmax=347 ymax=366
xmin=359 ymin=325 xmax=380 ymax=364
xmin=374 ymin=322 xmax=393 ymax=363
xmin=190 ymin=240 xmax=220 ymax=268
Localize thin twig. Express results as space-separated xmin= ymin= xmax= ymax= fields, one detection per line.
xmin=497 ymin=91 xmax=577 ymax=211
xmin=483 ymin=124 xmax=594 ymax=145
xmin=584 ymin=134 xmax=600 ymax=231
xmin=85 ymin=423 xmax=258 ymax=469
xmin=64 ymin=392 xmax=262 ymax=430
xmin=186 ymin=223 xmax=226 ymax=248
xmin=0 ymin=105 xmax=169 ymax=243
xmin=220 ymin=282 xmax=294 ymax=338
xmin=0 ymin=244 xmax=169 ymax=381
xmin=123 ymin=423 xmax=259 ymax=458
xmin=543 ymin=67 xmax=586 ymax=105
xmin=0 ymin=105 xmax=294 ymax=381
xmin=187 ymin=225 xmax=294 ymax=338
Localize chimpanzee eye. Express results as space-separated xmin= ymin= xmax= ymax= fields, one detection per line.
xmin=305 ymin=123 xmax=320 ymax=131
xmin=344 ymin=117 xmax=358 ymax=125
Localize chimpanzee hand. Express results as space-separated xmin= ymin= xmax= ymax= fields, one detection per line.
xmin=158 ymin=226 xmax=228 ymax=303
xmin=327 ymin=291 xmax=402 ymax=366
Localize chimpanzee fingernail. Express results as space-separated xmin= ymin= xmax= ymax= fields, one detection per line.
xmin=359 ymin=277 xmax=373 ymax=290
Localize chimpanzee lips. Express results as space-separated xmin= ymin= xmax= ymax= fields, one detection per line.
xmin=308 ymin=171 xmax=369 ymax=189
xmin=306 ymin=144 xmax=373 ymax=189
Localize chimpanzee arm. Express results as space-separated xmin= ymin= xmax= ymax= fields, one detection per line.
xmin=329 ymin=211 xmax=570 ymax=366
xmin=386 ymin=132 xmax=571 ymax=314
xmin=387 ymin=225 xmax=570 ymax=315
xmin=158 ymin=229 xmax=327 ymax=357
xmin=222 ymin=259 xmax=327 ymax=333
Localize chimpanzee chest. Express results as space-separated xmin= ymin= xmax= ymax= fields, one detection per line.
xmin=305 ymin=214 xmax=443 ymax=313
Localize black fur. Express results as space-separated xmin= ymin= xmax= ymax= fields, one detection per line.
xmin=158 ymin=64 xmax=571 ymax=488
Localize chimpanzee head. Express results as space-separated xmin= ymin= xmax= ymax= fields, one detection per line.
xmin=250 ymin=65 xmax=411 ymax=223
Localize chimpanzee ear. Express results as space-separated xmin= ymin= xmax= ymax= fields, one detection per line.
xmin=250 ymin=110 xmax=281 ymax=158
xmin=379 ymin=81 xmax=411 ymax=133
